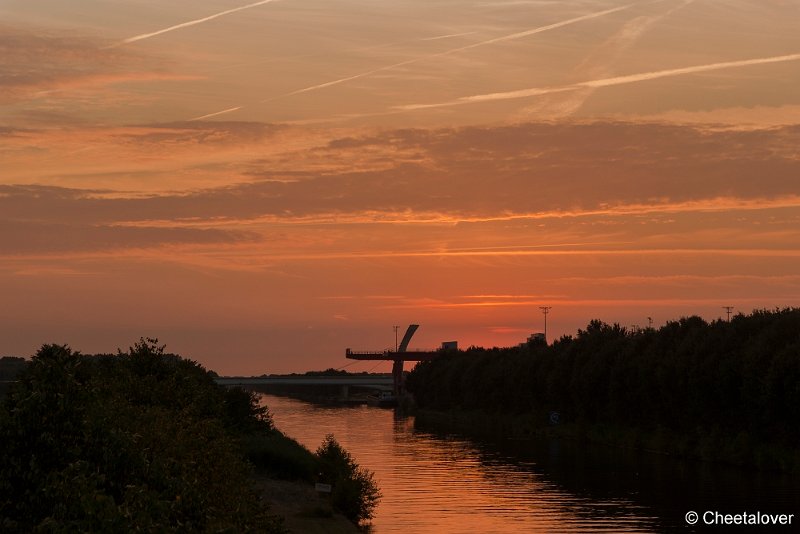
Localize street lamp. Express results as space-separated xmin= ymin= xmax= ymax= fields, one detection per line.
xmin=723 ymin=306 xmax=734 ymax=322
xmin=539 ymin=306 xmax=552 ymax=343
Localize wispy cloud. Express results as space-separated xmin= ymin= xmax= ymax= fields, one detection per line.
xmin=400 ymin=52 xmax=800 ymax=110
xmin=517 ymin=0 xmax=697 ymax=119
xmin=302 ymin=1 xmax=636 ymax=88
xmin=111 ymin=0 xmax=282 ymax=47
xmin=378 ymin=294 xmax=800 ymax=310
xmin=189 ymin=2 xmax=640 ymax=120
xmin=5 ymin=121 xmax=800 ymax=226
xmin=0 ymin=26 xmax=174 ymax=104
xmin=0 ymin=218 xmax=258 ymax=255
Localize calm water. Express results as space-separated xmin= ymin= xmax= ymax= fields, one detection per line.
xmin=261 ymin=395 xmax=798 ymax=533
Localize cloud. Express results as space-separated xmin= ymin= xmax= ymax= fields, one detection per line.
xmin=3 ymin=121 xmax=800 ymax=227
xmin=0 ymin=219 xmax=258 ymax=255
xmin=0 ymin=120 xmax=293 ymax=192
xmin=0 ymin=26 xmax=177 ymax=104
xmin=190 ymin=1 xmax=640 ymax=120
xmin=116 ymin=121 xmax=286 ymax=147
xmin=2 ymin=120 xmax=799 ymax=264
xmin=516 ymin=0 xmax=697 ymax=120
xmin=283 ymin=2 xmax=637 ymax=96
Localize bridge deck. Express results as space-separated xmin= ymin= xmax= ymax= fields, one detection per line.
xmin=345 ymin=349 xmax=443 ymax=361
xmin=215 ymin=375 xmax=394 ymax=388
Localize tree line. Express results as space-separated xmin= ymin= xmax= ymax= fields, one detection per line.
xmin=0 ymin=339 xmax=379 ymax=532
xmin=407 ymin=309 xmax=800 ymax=471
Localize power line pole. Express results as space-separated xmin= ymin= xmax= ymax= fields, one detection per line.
xmin=393 ymin=325 xmax=400 ymax=352
xmin=539 ymin=306 xmax=552 ymax=343
xmin=722 ymin=306 xmax=734 ymax=322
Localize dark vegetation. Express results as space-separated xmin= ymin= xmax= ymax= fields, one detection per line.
xmin=0 ymin=357 xmax=26 ymax=398
xmin=0 ymin=356 xmax=26 ymax=380
xmin=407 ymin=309 xmax=800 ymax=472
xmin=0 ymin=339 xmax=379 ymax=531
xmin=316 ymin=435 xmax=380 ymax=525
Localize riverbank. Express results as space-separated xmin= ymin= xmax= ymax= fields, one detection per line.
xmin=254 ymin=477 xmax=360 ymax=534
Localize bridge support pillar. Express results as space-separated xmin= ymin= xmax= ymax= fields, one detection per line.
xmin=392 ymin=359 xmax=404 ymax=396
xmin=340 ymin=385 xmax=349 ymax=400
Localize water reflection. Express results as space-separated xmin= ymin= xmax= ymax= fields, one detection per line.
xmin=261 ymin=395 xmax=797 ymax=533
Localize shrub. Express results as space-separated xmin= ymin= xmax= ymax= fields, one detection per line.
xmin=243 ymin=431 xmax=317 ymax=481
xmin=315 ymin=434 xmax=380 ymax=524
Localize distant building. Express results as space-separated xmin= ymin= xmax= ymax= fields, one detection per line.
xmin=519 ymin=333 xmax=545 ymax=348
xmin=440 ymin=341 xmax=458 ymax=351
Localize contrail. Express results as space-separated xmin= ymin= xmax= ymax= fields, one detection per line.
xmin=111 ymin=0 xmax=281 ymax=47
xmin=420 ymin=31 xmax=477 ymax=41
xmin=274 ymin=2 xmax=638 ymax=98
xmin=420 ymin=2 xmax=639 ymax=56
xmin=190 ymin=2 xmax=640 ymax=120
xmin=518 ymin=0 xmax=696 ymax=119
xmin=399 ymin=52 xmax=800 ymax=110
xmin=190 ymin=106 xmax=244 ymax=121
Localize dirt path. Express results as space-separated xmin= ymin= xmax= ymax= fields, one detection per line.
xmin=254 ymin=476 xmax=363 ymax=534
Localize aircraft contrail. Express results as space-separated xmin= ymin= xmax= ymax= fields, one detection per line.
xmin=192 ymin=106 xmax=244 ymax=121
xmin=420 ymin=31 xmax=478 ymax=41
xmin=518 ymin=0 xmax=695 ymax=119
xmin=422 ymin=2 xmax=639 ymax=56
xmin=399 ymin=52 xmax=800 ymax=110
xmin=190 ymin=2 xmax=640 ymax=120
xmin=273 ymin=2 xmax=639 ymax=98
xmin=111 ymin=0 xmax=281 ymax=47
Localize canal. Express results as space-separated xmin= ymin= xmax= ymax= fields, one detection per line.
xmin=261 ymin=394 xmax=798 ymax=533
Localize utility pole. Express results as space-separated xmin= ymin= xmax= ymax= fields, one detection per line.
xmin=393 ymin=325 xmax=400 ymax=352
xmin=539 ymin=306 xmax=552 ymax=343
xmin=722 ymin=306 xmax=734 ymax=322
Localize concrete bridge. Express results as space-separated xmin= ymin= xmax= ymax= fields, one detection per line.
xmin=215 ymin=375 xmax=393 ymax=390
xmin=219 ymin=324 xmax=448 ymax=400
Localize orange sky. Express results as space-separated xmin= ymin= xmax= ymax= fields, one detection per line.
xmin=1 ymin=0 xmax=799 ymax=374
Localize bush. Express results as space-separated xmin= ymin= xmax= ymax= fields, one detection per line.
xmin=315 ymin=434 xmax=380 ymax=524
xmin=223 ymin=386 xmax=274 ymax=433
xmin=243 ymin=431 xmax=317 ymax=481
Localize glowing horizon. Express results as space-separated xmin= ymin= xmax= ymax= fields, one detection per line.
xmin=1 ymin=0 xmax=799 ymax=374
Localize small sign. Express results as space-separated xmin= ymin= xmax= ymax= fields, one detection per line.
xmin=315 ymin=483 xmax=332 ymax=493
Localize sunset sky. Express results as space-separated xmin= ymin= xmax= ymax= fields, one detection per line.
xmin=2 ymin=0 xmax=799 ymax=374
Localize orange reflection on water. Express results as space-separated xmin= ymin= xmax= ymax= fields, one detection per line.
xmin=262 ymin=395 xmax=657 ymax=533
